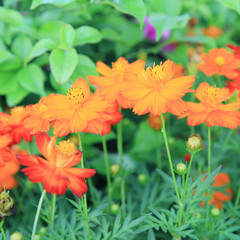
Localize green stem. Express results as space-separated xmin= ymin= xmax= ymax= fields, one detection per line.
xmin=50 ymin=194 xmax=56 ymax=229
xmin=31 ymin=189 xmax=46 ymax=240
xmin=156 ymin=131 xmax=162 ymax=169
xmin=197 ymin=153 xmax=202 ymax=176
xmin=216 ymin=74 xmax=223 ymax=88
xmin=78 ymin=133 xmax=91 ymax=240
xmin=234 ymin=185 xmax=240 ymax=208
xmin=102 ymin=135 xmax=112 ymax=212
xmin=0 ymin=219 xmax=6 ymax=240
xmin=206 ymin=126 xmax=211 ymax=227
xmin=160 ymin=114 xmax=180 ymax=202
xmin=117 ymin=108 xmax=126 ymax=219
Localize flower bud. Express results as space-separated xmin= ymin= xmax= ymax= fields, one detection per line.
xmin=111 ymin=164 xmax=120 ymax=175
xmin=176 ymin=163 xmax=187 ymax=175
xmin=10 ymin=232 xmax=23 ymax=240
xmin=137 ymin=174 xmax=148 ymax=185
xmin=186 ymin=134 xmax=203 ymax=153
xmin=111 ymin=204 xmax=120 ymax=215
xmin=147 ymin=113 xmax=165 ymax=130
xmin=194 ymin=212 xmax=202 ymax=219
xmin=211 ymin=207 xmax=220 ymax=217
xmin=0 ymin=189 xmax=15 ymax=218
xmin=34 ymin=235 xmax=41 ymax=240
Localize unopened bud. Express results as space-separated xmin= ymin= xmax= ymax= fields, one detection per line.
xmin=186 ymin=134 xmax=203 ymax=153
xmin=0 ymin=188 xmax=15 ymax=218
xmin=111 ymin=204 xmax=120 ymax=215
xmin=211 ymin=207 xmax=220 ymax=217
xmin=34 ymin=235 xmax=41 ymax=240
xmin=137 ymin=174 xmax=148 ymax=185
xmin=10 ymin=232 xmax=23 ymax=240
xmin=111 ymin=164 xmax=120 ymax=175
xmin=176 ymin=163 xmax=187 ymax=175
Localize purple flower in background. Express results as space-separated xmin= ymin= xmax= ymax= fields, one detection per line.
xmin=144 ymin=16 xmax=170 ymax=41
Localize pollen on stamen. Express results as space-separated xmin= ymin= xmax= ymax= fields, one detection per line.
xmin=215 ymin=56 xmax=225 ymax=66
xmin=56 ymin=139 xmax=76 ymax=158
xmin=67 ymin=87 xmax=86 ymax=104
xmin=112 ymin=58 xmax=128 ymax=74
xmin=39 ymin=104 xmax=47 ymax=113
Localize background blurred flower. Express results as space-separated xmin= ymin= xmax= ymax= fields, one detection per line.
xmin=202 ymin=25 xmax=222 ymax=38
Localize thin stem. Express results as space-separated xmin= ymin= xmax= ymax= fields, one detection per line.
xmin=206 ymin=126 xmax=211 ymax=227
xmin=234 ymin=185 xmax=240 ymax=208
xmin=117 ymin=107 xmax=126 ymax=219
xmin=160 ymin=113 xmax=180 ymax=202
xmin=0 ymin=219 xmax=6 ymax=240
xmin=197 ymin=153 xmax=202 ymax=176
xmin=156 ymin=131 xmax=162 ymax=169
xmin=31 ymin=189 xmax=46 ymax=240
xmin=49 ymin=194 xmax=56 ymax=229
xmin=77 ymin=133 xmax=91 ymax=240
xmin=102 ymin=135 xmax=112 ymax=212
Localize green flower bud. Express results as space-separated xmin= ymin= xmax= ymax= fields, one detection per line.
xmin=176 ymin=163 xmax=187 ymax=175
xmin=186 ymin=134 xmax=203 ymax=153
xmin=10 ymin=232 xmax=23 ymax=240
xmin=34 ymin=235 xmax=41 ymax=240
xmin=137 ymin=174 xmax=148 ymax=185
xmin=211 ymin=207 xmax=220 ymax=217
xmin=0 ymin=189 xmax=15 ymax=218
xmin=111 ymin=164 xmax=120 ymax=175
xmin=194 ymin=212 xmax=202 ymax=219
xmin=111 ymin=204 xmax=120 ymax=215
xmin=40 ymin=227 xmax=47 ymax=234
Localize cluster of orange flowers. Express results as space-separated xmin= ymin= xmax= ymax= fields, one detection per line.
xmin=1 ymin=45 xmax=240 ymax=204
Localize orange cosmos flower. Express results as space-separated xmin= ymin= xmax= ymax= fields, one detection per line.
xmin=201 ymin=173 xmax=233 ymax=210
xmin=180 ymin=82 xmax=240 ymax=128
xmin=202 ymin=25 xmax=222 ymax=38
xmin=174 ymin=63 xmax=186 ymax=78
xmin=198 ymin=48 xmax=240 ymax=79
xmin=122 ymin=60 xmax=195 ymax=116
xmin=87 ymin=57 xmax=145 ymax=108
xmin=0 ymin=107 xmax=32 ymax=144
xmin=0 ymin=134 xmax=15 ymax=167
xmin=23 ymin=98 xmax=51 ymax=135
xmin=17 ymin=133 xmax=96 ymax=197
xmin=42 ymin=78 xmax=110 ymax=136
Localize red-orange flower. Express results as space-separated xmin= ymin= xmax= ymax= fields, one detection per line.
xmin=201 ymin=173 xmax=233 ymax=210
xmin=227 ymin=44 xmax=240 ymax=59
xmin=174 ymin=63 xmax=186 ymax=78
xmin=0 ymin=107 xmax=32 ymax=144
xmin=42 ymin=78 xmax=110 ymax=137
xmin=180 ymin=82 xmax=240 ymax=128
xmin=202 ymin=25 xmax=222 ymax=38
xmin=122 ymin=60 xmax=195 ymax=115
xmin=23 ymin=98 xmax=51 ymax=135
xmin=87 ymin=57 xmax=145 ymax=108
xmin=17 ymin=133 xmax=96 ymax=197
xmin=0 ymin=134 xmax=15 ymax=167
xmin=198 ymin=48 xmax=240 ymax=78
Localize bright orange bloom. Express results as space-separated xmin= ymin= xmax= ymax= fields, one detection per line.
xmin=0 ymin=158 xmax=20 ymax=192
xmin=122 ymin=60 xmax=195 ymax=115
xmin=24 ymin=98 xmax=51 ymax=135
xmin=174 ymin=63 xmax=186 ymax=78
xmin=201 ymin=173 xmax=233 ymax=210
xmin=87 ymin=57 xmax=145 ymax=108
xmin=180 ymin=82 xmax=240 ymax=128
xmin=0 ymin=107 xmax=32 ymax=144
xmin=0 ymin=134 xmax=15 ymax=167
xmin=227 ymin=44 xmax=240 ymax=58
xmin=147 ymin=113 xmax=165 ymax=130
xmin=202 ymin=25 xmax=222 ymax=38
xmin=17 ymin=133 xmax=96 ymax=197
xmin=198 ymin=48 xmax=240 ymax=79
xmin=42 ymin=78 xmax=110 ymax=137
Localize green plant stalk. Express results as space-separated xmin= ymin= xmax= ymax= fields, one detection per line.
xmin=31 ymin=189 xmax=46 ymax=240
xmin=117 ymin=108 xmax=126 ymax=219
xmin=49 ymin=194 xmax=56 ymax=229
xmin=102 ymin=135 xmax=112 ymax=212
xmin=78 ymin=133 xmax=91 ymax=240
xmin=0 ymin=219 xmax=6 ymax=240
xmin=206 ymin=126 xmax=211 ymax=227
xmin=197 ymin=153 xmax=202 ymax=176
xmin=234 ymin=185 xmax=240 ymax=208
xmin=156 ymin=131 xmax=162 ymax=169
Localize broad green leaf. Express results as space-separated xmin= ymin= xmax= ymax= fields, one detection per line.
xmin=0 ymin=50 xmax=12 ymax=64
xmin=149 ymin=0 xmax=182 ymax=16
xmin=60 ymin=23 xmax=75 ymax=48
xmin=50 ymin=48 xmax=78 ymax=83
xmin=0 ymin=54 xmax=21 ymax=71
xmin=217 ymin=0 xmax=240 ymax=13
xmin=107 ymin=0 xmax=146 ymax=28
xmin=11 ymin=35 xmax=32 ymax=60
xmin=69 ymin=54 xmax=98 ymax=81
xmin=30 ymin=0 xmax=76 ymax=9
xmin=49 ymin=73 xmax=71 ymax=94
xmin=74 ymin=26 xmax=102 ymax=46
xmin=18 ymin=64 xmax=46 ymax=96
xmin=6 ymin=85 xmax=29 ymax=107
xmin=149 ymin=14 xmax=190 ymax=41
xmin=0 ymin=7 xmax=24 ymax=26
xmin=25 ymin=39 xmax=56 ymax=64
xmin=0 ymin=71 xmax=18 ymax=94
xmin=101 ymin=28 xmax=123 ymax=42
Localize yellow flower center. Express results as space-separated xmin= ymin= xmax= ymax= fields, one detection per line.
xmin=10 ymin=106 xmax=25 ymax=120
xmin=215 ymin=56 xmax=225 ymax=66
xmin=67 ymin=87 xmax=87 ymax=104
xmin=146 ymin=64 xmax=165 ymax=83
xmin=187 ymin=136 xmax=201 ymax=149
xmin=56 ymin=140 xmax=76 ymax=158
xmin=202 ymin=86 xmax=221 ymax=106
xmin=39 ymin=104 xmax=47 ymax=113
xmin=112 ymin=58 xmax=128 ymax=74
